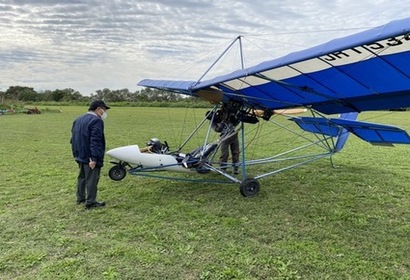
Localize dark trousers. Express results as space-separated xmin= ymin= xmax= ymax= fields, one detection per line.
xmin=219 ymin=133 xmax=240 ymax=169
xmin=76 ymin=162 xmax=101 ymax=204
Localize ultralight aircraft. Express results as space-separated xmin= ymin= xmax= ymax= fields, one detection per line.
xmin=107 ymin=17 xmax=410 ymax=197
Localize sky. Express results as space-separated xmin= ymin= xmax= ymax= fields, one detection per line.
xmin=0 ymin=0 xmax=409 ymax=95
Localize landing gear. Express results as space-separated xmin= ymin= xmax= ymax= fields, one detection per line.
xmin=239 ymin=178 xmax=260 ymax=197
xmin=196 ymin=165 xmax=211 ymax=174
xmin=108 ymin=164 xmax=127 ymax=181
xmin=195 ymin=161 xmax=212 ymax=174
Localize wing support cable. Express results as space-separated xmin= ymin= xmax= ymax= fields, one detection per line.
xmin=242 ymin=123 xmax=338 ymax=181
xmin=176 ymin=105 xmax=219 ymax=152
xmin=245 ymin=114 xmax=337 ymax=166
xmin=253 ymin=152 xmax=333 ymax=180
xmin=308 ymin=110 xmax=338 ymax=151
xmin=271 ymin=110 xmax=337 ymax=152
xmin=193 ymin=36 xmax=245 ymax=87
xmin=232 ymin=112 xmax=340 ymax=182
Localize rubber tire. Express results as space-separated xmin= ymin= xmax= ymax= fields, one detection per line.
xmin=108 ymin=165 xmax=127 ymax=181
xmin=196 ymin=162 xmax=211 ymax=174
xmin=239 ymin=178 xmax=260 ymax=197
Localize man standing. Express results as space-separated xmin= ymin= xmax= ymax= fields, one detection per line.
xmin=219 ymin=123 xmax=240 ymax=174
xmin=71 ymin=100 xmax=110 ymax=209
xmin=208 ymin=102 xmax=241 ymax=174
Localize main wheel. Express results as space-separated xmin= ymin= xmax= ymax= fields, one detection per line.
xmin=196 ymin=162 xmax=211 ymax=174
xmin=239 ymin=178 xmax=260 ymax=197
xmin=196 ymin=166 xmax=210 ymax=174
xmin=108 ymin=165 xmax=127 ymax=181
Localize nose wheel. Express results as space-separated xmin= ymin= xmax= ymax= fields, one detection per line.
xmin=108 ymin=164 xmax=127 ymax=181
xmin=239 ymin=178 xmax=260 ymax=197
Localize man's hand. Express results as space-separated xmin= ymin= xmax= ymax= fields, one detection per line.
xmin=89 ymin=160 xmax=96 ymax=169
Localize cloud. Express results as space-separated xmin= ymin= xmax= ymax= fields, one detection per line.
xmin=0 ymin=0 xmax=409 ymax=94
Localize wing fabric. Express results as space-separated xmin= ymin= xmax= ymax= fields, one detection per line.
xmin=138 ymin=17 xmax=410 ymax=114
xmin=291 ymin=116 xmax=410 ymax=145
xmin=290 ymin=117 xmax=341 ymax=137
xmin=137 ymin=80 xmax=195 ymax=95
xmin=331 ymin=118 xmax=410 ymax=145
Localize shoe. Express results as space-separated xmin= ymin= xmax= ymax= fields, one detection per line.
xmin=76 ymin=199 xmax=85 ymax=205
xmin=85 ymin=201 xmax=106 ymax=209
xmin=233 ymin=169 xmax=239 ymax=175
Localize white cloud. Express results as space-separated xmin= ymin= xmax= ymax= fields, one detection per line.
xmin=0 ymin=0 xmax=409 ymax=94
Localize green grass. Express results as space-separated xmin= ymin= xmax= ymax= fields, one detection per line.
xmin=0 ymin=106 xmax=409 ymax=279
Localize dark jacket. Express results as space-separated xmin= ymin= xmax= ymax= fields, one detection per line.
xmin=71 ymin=112 xmax=106 ymax=167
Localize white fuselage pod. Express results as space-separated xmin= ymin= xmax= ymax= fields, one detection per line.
xmin=106 ymin=145 xmax=189 ymax=172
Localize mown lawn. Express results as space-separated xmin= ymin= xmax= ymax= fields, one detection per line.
xmin=0 ymin=106 xmax=409 ymax=279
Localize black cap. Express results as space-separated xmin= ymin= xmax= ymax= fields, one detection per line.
xmin=88 ymin=100 xmax=111 ymax=111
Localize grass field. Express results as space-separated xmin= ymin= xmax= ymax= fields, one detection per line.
xmin=0 ymin=106 xmax=409 ymax=279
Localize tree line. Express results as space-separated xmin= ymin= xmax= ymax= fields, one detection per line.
xmin=0 ymin=86 xmax=194 ymax=104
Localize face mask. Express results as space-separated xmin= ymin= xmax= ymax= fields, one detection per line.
xmin=100 ymin=109 xmax=107 ymax=120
